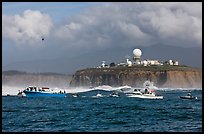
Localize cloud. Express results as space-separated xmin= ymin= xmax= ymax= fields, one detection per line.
xmin=3 ymin=2 xmax=202 ymax=49
xmin=53 ymin=2 xmax=201 ymax=48
xmin=2 ymin=10 xmax=53 ymax=46
xmin=138 ymin=3 xmax=202 ymax=45
xmin=2 ymin=2 xmax=202 ymax=73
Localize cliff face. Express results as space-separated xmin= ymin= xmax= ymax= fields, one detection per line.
xmin=163 ymin=71 xmax=202 ymax=88
xmin=70 ymin=66 xmax=202 ymax=88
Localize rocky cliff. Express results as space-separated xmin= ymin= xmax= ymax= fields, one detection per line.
xmin=70 ymin=65 xmax=202 ymax=88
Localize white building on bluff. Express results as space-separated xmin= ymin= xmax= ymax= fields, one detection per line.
xmin=96 ymin=48 xmax=179 ymax=68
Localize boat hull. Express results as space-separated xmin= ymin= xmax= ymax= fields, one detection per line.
xmin=127 ymin=94 xmax=163 ymax=99
xmin=180 ymin=96 xmax=197 ymax=99
xmin=23 ymin=91 xmax=67 ymax=98
xmin=110 ymin=95 xmax=119 ymax=97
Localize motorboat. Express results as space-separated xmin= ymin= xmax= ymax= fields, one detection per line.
xmin=126 ymin=81 xmax=163 ymax=99
xmin=126 ymin=92 xmax=163 ymax=99
xmin=72 ymin=93 xmax=79 ymax=97
xmin=96 ymin=93 xmax=103 ymax=97
xmin=22 ymin=86 xmax=67 ymax=97
xmin=109 ymin=92 xmax=120 ymax=97
xmin=180 ymin=93 xmax=197 ymax=100
xmin=91 ymin=92 xmax=103 ymax=98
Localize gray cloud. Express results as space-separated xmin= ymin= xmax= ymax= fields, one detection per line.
xmin=2 ymin=2 xmax=202 ymax=73
xmin=2 ymin=10 xmax=53 ymax=46
xmin=52 ymin=2 xmax=202 ymax=49
xmin=3 ymin=2 xmax=201 ymax=48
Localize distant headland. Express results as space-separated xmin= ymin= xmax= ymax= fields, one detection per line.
xmin=2 ymin=49 xmax=202 ymax=88
xmin=70 ymin=48 xmax=202 ymax=88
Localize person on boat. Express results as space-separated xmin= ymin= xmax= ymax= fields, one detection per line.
xmin=111 ymin=91 xmax=119 ymax=96
xmin=97 ymin=92 xmax=102 ymax=97
xmin=17 ymin=90 xmax=22 ymax=95
xmin=144 ymin=88 xmax=148 ymax=94
xmin=187 ymin=92 xmax=192 ymax=97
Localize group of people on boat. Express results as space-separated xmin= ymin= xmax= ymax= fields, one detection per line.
xmin=110 ymin=91 xmax=120 ymax=97
xmin=15 ymin=80 xmax=197 ymax=99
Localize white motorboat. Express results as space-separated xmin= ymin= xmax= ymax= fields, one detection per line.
xmin=109 ymin=92 xmax=120 ymax=97
xmin=126 ymin=92 xmax=163 ymax=99
xmin=96 ymin=93 xmax=103 ymax=97
xmin=126 ymin=81 xmax=163 ymax=99
xmin=72 ymin=93 xmax=79 ymax=97
xmin=91 ymin=92 xmax=103 ymax=98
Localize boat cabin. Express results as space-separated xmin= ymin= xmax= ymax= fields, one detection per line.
xmin=187 ymin=93 xmax=192 ymax=96
xmin=25 ymin=86 xmax=50 ymax=92
xmin=24 ymin=86 xmax=66 ymax=94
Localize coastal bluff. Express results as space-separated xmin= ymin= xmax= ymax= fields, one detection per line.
xmin=70 ymin=65 xmax=202 ymax=88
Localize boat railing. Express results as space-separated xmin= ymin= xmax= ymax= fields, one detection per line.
xmin=24 ymin=86 xmax=66 ymax=94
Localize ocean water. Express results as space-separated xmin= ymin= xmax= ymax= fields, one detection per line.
xmin=2 ymin=89 xmax=202 ymax=132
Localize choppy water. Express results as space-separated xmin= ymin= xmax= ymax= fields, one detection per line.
xmin=2 ymin=89 xmax=202 ymax=132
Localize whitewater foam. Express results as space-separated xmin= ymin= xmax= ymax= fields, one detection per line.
xmin=2 ymin=85 xmax=202 ymax=96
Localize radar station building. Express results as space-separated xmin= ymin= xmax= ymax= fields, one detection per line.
xmin=96 ymin=48 xmax=179 ymax=68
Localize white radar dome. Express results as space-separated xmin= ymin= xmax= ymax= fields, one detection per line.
xmin=133 ymin=49 xmax=142 ymax=58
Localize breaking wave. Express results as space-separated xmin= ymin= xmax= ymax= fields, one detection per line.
xmin=2 ymin=85 xmax=202 ymax=96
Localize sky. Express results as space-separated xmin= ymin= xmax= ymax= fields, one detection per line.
xmin=2 ymin=2 xmax=202 ymax=74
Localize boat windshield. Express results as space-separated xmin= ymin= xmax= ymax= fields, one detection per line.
xmin=134 ymin=89 xmax=141 ymax=91
xmin=187 ymin=93 xmax=192 ymax=96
